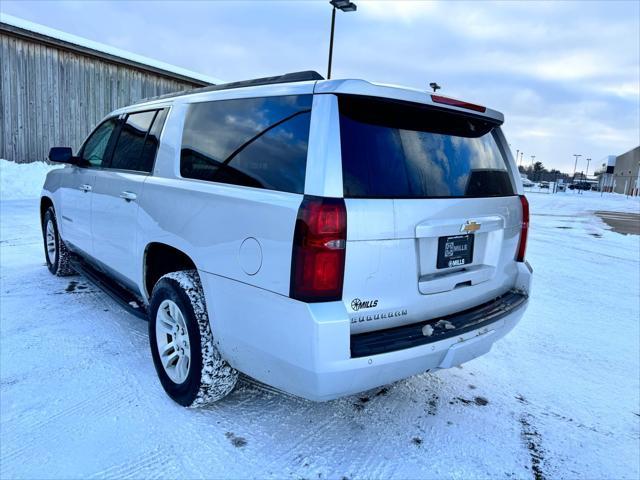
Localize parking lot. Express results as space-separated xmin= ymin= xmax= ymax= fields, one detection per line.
xmin=595 ymin=211 xmax=640 ymax=235
xmin=1 ymin=190 xmax=639 ymax=479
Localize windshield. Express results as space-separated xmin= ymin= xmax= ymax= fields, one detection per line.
xmin=338 ymin=95 xmax=515 ymax=199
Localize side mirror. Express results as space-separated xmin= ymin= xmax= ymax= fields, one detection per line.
xmin=48 ymin=147 xmax=78 ymax=165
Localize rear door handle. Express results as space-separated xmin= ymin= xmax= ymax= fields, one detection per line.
xmin=79 ymin=184 xmax=92 ymax=192
xmin=119 ymin=191 xmax=137 ymax=201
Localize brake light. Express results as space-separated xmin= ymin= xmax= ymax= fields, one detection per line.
xmin=516 ymin=195 xmax=529 ymax=262
xmin=290 ymin=196 xmax=347 ymax=302
xmin=431 ymin=94 xmax=487 ymax=113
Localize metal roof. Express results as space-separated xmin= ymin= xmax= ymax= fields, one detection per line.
xmin=0 ymin=13 xmax=224 ymax=86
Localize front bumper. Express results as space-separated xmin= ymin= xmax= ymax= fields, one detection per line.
xmin=200 ymin=261 xmax=532 ymax=401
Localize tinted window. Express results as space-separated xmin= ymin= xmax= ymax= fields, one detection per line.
xmin=140 ymin=109 xmax=167 ymax=172
xmin=81 ymin=118 xmax=118 ymax=167
xmin=339 ymin=95 xmax=515 ymax=198
xmin=110 ymin=110 xmax=158 ymax=172
xmin=181 ymin=95 xmax=312 ymax=194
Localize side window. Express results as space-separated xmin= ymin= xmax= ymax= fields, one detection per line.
xmin=81 ymin=118 xmax=118 ymax=167
xmin=109 ymin=110 xmax=159 ymax=172
xmin=180 ymin=95 xmax=312 ymax=194
xmin=139 ymin=109 xmax=167 ymax=173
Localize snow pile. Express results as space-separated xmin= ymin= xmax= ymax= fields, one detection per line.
xmin=0 ymin=159 xmax=63 ymax=201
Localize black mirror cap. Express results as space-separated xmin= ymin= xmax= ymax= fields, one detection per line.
xmin=48 ymin=147 xmax=76 ymax=164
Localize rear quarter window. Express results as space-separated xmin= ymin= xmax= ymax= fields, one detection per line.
xmin=180 ymin=95 xmax=312 ymax=194
xmin=338 ymin=95 xmax=515 ymax=198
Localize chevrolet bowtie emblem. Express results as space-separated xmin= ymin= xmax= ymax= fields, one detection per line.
xmin=461 ymin=221 xmax=481 ymax=233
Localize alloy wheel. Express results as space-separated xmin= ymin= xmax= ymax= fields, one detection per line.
xmin=46 ymin=220 xmax=57 ymax=265
xmin=155 ymin=299 xmax=191 ymax=384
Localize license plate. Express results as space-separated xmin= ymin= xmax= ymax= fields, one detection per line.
xmin=437 ymin=234 xmax=474 ymax=269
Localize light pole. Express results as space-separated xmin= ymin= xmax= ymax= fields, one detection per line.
xmin=327 ymin=0 xmax=357 ymax=80
xmin=585 ymin=158 xmax=591 ymax=178
xmin=572 ymin=154 xmax=582 ymax=179
xmin=530 ymin=155 xmax=536 ymax=181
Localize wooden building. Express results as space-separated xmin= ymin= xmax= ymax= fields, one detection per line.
xmin=0 ymin=14 xmax=221 ymax=162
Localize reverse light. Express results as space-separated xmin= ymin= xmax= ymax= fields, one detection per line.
xmin=431 ymin=94 xmax=487 ymax=113
xmin=516 ymin=195 xmax=529 ymax=262
xmin=290 ymin=196 xmax=347 ymax=302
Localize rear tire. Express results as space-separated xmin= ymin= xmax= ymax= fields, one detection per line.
xmin=148 ymin=270 xmax=238 ymax=407
xmin=43 ymin=207 xmax=75 ymax=276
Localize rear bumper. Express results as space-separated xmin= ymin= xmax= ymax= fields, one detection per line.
xmin=300 ymin=293 xmax=528 ymax=401
xmin=200 ymin=261 xmax=532 ymax=401
xmin=350 ymin=290 xmax=527 ymax=357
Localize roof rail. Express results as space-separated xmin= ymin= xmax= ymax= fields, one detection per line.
xmin=135 ymin=70 xmax=325 ymax=104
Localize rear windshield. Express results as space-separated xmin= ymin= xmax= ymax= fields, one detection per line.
xmin=338 ymin=95 xmax=515 ymax=198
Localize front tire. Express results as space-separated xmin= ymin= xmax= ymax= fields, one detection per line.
xmin=42 ymin=207 xmax=75 ymax=276
xmin=149 ymin=270 xmax=238 ymax=407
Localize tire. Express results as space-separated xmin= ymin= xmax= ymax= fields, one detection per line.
xmin=43 ymin=207 xmax=75 ymax=276
xmin=148 ymin=270 xmax=238 ymax=407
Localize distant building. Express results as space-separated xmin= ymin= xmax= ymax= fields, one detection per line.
xmin=0 ymin=14 xmax=222 ymax=163
xmin=604 ymin=155 xmax=617 ymax=174
xmin=600 ymin=147 xmax=640 ymax=195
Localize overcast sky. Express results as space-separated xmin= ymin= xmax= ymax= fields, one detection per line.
xmin=2 ymin=0 xmax=639 ymax=173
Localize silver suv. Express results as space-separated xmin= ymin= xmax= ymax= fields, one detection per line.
xmin=41 ymin=71 xmax=532 ymax=406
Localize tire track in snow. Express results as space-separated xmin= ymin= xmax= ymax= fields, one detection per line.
xmin=2 ymin=269 xmax=174 ymax=477
xmin=341 ymin=393 xmax=413 ymax=478
xmin=259 ymin=414 xmax=343 ymax=475
xmin=0 ymin=384 xmax=137 ymax=466
xmin=519 ymin=413 xmax=547 ymax=480
xmin=167 ymin=386 xmax=296 ymax=478
xmin=87 ymin=448 xmax=176 ymax=479
xmin=197 ymin=386 xmax=348 ymax=478
xmin=276 ymin=385 xmax=416 ymax=479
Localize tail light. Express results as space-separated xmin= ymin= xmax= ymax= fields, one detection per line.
xmin=516 ymin=195 xmax=529 ymax=262
xmin=431 ymin=94 xmax=487 ymax=113
xmin=290 ymin=196 xmax=347 ymax=302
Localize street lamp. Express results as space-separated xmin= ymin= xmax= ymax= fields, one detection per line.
xmin=530 ymin=155 xmax=536 ymax=180
xmin=572 ymin=154 xmax=582 ymax=179
xmin=585 ymin=158 xmax=592 ymax=178
xmin=327 ymin=0 xmax=357 ymax=80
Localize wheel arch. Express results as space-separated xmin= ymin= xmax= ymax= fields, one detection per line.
xmin=143 ymin=242 xmax=198 ymax=299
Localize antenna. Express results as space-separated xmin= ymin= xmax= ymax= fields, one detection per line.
xmin=429 ymin=82 xmax=441 ymax=93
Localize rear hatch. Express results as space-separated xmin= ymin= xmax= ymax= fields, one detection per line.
xmin=338 ymin=94 xmax=523 ymax=333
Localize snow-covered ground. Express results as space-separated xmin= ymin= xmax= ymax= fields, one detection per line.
xmin=0 ymin=159 xmax=62 ymax=201
xmin=1 ymin=164 xmax=639 ymax=479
